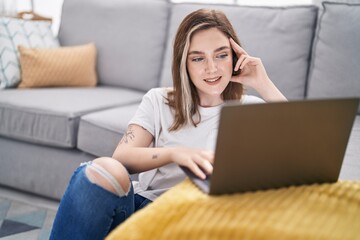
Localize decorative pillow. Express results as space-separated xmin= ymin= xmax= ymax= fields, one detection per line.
xmin=17 ymin=43 xmax=97 ymax=88
xmin=0 ymin=17 xmax=59 ymax=89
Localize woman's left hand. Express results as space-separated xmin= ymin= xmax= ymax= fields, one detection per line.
xmin=229 ymin=38 xmax=287 ymax=102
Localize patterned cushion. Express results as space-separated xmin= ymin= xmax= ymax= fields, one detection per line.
xmin=0 ymin=18 xmax=59 ymax=89
xmin=17 ymin=43 xmax=97 ymax=88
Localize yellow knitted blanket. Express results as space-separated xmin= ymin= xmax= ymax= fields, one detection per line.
xmin=106 ymin=179 xmax=360 ymax=240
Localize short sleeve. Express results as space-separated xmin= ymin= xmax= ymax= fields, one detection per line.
xmin=241 ymin=95 xmax=265 ymax=104
xmin=128 ymin=89 xmax=157 ymax=136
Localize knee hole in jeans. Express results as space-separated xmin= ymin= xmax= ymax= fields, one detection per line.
xmin=85 ymin=158 xmax=131 ymax=197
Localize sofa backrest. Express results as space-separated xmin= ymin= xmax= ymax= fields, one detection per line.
xmin=58 ymin=0 xmax=169 ymax=92
xmin=307 ymin=2 xmax=360 ymax=113
xmin=59 ymin=0 xmax=360 ymax=108
xmin=160 ymin=4 xmax=318 ymax=100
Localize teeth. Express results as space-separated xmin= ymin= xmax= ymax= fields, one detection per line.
xmin=205 ymin=77 xmax=220 ymax=82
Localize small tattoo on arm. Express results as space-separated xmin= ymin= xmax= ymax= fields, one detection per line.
xmin=120 ymin=126 xmax=135 ymax=144
xmin=152 ymin=154 xmax=159 ymax=159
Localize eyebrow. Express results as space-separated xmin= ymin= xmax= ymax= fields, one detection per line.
xmin=188 ymin=46 xmax=230 ymax=56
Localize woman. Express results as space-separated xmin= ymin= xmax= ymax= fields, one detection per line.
xmin=50 ymin=9 xmax=286 ymax=239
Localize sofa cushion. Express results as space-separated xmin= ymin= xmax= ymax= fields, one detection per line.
xmin=17 ymin=43 xmax=97 ymax=88
xmin=0 ymin=17 xmax=59 ymax=89
xmin=307 ymin=2 xmax=360 ymax=113
xmin=0 ymin=87 xmax=143 ymax=148
xmin=340 ymin=116 xmax=360 ymax=180
xmin=0 ymin=136 xmax=94 ymax=200
xmin=78 ymin=104 xmax=139 ymax=157
xmin=58 ymin=0 xmax=169 ymax=92
xmin=160 ymin=4 xmax=318 ymax=100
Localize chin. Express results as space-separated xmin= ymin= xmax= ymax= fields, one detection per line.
xmin=208 ymin=88 xmax=227 ymax=96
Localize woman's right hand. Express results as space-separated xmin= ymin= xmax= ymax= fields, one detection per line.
xmin=113 ymin=124 xmax=214 ymax=178
xmin=169 ymin=147 xmax=214 ymax=180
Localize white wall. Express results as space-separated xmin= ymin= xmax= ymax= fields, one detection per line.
xmin=16 ymin=0 xmax=64 ymax=35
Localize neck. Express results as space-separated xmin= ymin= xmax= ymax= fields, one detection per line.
xmin=199 ymin=98 xmax=224 ymax=107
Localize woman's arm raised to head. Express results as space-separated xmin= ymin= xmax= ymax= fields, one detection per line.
xmin=229 ymin=38 xmax=287 ymax=102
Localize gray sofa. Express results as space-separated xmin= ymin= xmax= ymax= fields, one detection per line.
xmin=0 ymin=0 xmax=359 ymax=200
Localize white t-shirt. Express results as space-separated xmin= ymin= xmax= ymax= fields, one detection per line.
xmin=129 ymin=87 xmax=264 ymax=200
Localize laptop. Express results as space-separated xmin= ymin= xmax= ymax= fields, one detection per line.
xmin=181 ymin=98 xmax=359 ymax=195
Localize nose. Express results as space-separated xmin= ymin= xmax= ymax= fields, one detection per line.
xmin=205 ymin=58 xmax=217 ymax=74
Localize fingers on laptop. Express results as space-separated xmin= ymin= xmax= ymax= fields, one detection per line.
xmin=190 ymin=151 xmax=214 ymax=179
xmin=173 ymin=148 xmax=214 ymax=180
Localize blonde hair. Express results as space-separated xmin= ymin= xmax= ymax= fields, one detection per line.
xmin=167 ymin=9 xmax=244 ymax=131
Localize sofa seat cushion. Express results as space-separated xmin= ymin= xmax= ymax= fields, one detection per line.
xmin=160 ymin=4 xmax=318 ymax=100
xmin=0 ymin=87 xmax=143 ymax=148
xmin=78 ymin=104 xmax=139 ymax=157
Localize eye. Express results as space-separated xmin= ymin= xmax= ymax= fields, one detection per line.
xmin=192 ymin=57 xmax=204 ymax=62
xmin=217 ymin=53 xmax=228 ymax=59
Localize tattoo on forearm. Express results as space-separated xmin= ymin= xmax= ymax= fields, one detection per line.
xmin=120 ymin=126 xmax=135 ymax=144
xmin=152 ymin=154 xmax=159 ymax=159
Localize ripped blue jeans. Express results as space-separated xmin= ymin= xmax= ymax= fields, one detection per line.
xmin=50 ymin=161 xmax=152 ymax=240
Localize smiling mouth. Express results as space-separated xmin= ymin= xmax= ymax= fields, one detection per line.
xmin=204 ymin=76 xmax=221 ymax=83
